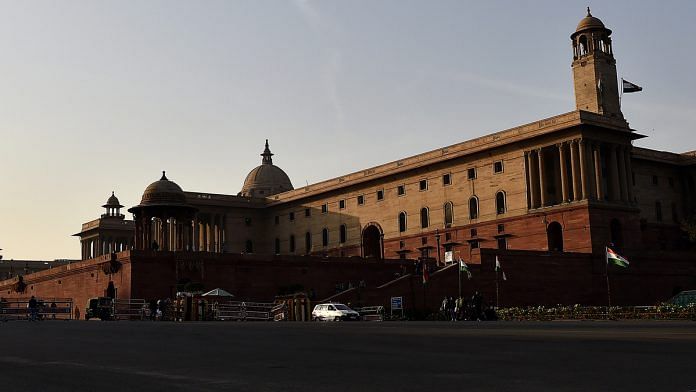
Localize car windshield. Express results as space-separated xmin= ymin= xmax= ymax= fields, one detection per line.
xmin=334 ymin=304 xmax=351 ymax=310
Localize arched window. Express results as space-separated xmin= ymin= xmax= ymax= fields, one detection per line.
xmin=496 ymin=191 xmax=506 ymax=215
xmin=339 ymin=224 xmax=347 ymax=243
xmin=579 ymin=35 xmax=588 ymax=55
xmin=289 ymin=235 xmax=295 ymax=253
xmin=245 ymin=240 xmax=253 ymax=253
xmin=274 ymin=238 xmax=280 ymax=254
xmin=398 ymin=212 xmax=407 ymax=233
xmin=547 ymin=222 xmax=563 ymax=252
xmin=469 ymin=197 xmax=479 ymax=219
xmin=420 ymin=207 xmax=429 ymax=229
xmin=305 ymin=232 xmax=312 ymax=254
xmin=322 ymin=228 xmax=329 ymax=247
xmin=444 ymin=202 xmax=454 ymax=228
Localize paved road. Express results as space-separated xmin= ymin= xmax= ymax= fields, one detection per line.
xmin=1 ymin=320 xmax=694 ymax=391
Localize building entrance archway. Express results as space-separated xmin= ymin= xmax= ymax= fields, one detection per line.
xmin=362 ymin=224 xmax=383 ymax=259
xmin=547 ymin=221 xmax=564 ymax=252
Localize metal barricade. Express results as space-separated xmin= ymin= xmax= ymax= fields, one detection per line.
xmin=356 ymin=306 xmax=384 ymax=321
xmin=113 ymin=299 xmax=147 ymax=320
xmin=0 ymin=298 xmax=73 ymax=321
xmin=213 ymin=301 xmax=282 ymax=321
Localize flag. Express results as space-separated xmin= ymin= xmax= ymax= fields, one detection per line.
xmin=459 ymin=258 xmax=472 ymax=280
xmin=422 ymin=263 xmax=429 ymax=284
xmin=622 ymin=79 xmax=643 ymax=93
xmin=495 ymin=256 xmax=507 ymax=281
xmin=606 ymin=247 xmax=629 ymax=268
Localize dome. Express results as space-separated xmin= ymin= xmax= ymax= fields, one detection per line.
xmin=102 ymin=191 xmax=123 ymax=208
xmin=139 ymin=171 xmax=187 ymax=206
xmin=240 ymin=140 xmax=294 ymax=197
xmin=575 ymin=8 xmax=609 ymax=32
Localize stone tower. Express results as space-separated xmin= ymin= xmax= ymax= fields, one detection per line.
xmin=571 ymin=8 xmax=622 ymax=119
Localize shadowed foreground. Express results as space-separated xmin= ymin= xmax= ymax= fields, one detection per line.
xmin=1 ymin=321 xmax=694 ymax=391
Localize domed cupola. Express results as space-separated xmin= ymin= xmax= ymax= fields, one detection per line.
xmin=101 ymin=191 xmax=125 ymax=219
xmin=138 ymin=171 xmax=188 ymax=206
xmin=240 ymin=140 xmax=294 ymax=197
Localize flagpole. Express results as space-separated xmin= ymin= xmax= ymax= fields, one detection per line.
xmin=458 ymin=260 xmax=462 ymax=300
xmin=605 ymin=247 xmax=612 ymax=318
xmin=495 ymin=268 xmax=499 ymax=309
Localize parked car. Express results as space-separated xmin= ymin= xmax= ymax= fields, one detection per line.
xmin=311 ymin=303 xmax=360 ymax=321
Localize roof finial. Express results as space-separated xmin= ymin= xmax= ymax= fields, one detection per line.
xmin=261 ymin=139 xmax=274 ymax=165
xmin=112 ymin=191 xmax=115 ymax=196
xmin=161 ymin=171 xmax=168 ymax=180
xmin=587 ymin=7 xmax=591 ymax=17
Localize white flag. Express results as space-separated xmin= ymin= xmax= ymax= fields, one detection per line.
xmin=458 ymin=258 xmax=472 ymax=279
xmin=495 ymin=256 xmax=507 ymax=280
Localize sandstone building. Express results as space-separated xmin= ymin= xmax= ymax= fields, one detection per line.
xmin=75 ymin=10 xmax=695 ymax=264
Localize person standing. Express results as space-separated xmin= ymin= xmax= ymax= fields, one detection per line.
xmin=50 ymin=301 xmax=57 ymax=320
xmin=28 ymin=296 xmax=38 ymax=321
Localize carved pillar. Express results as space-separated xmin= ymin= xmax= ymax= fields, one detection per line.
xmin=193 ymin=218 xmax=199 ymax=251
xmin=624 ymin=146 xmax=634 ymax=203
xmin=558 ymin=143 xmax=569 ymax=203
xmin=537 ymin=148 xmax=547 ymax=207
xmin=608 ymin=145 xmax=621 ymax=201
xmin=579 ymin=139 xmax=589 ymax=200
xmin=528 ymin=151 xmax=540 ymax=208
xmin=162 ymin=218 xmax=169 ymax=251
xmin=593 ymin=143 xmax=604 ymax=200
xmin=617 ymin=147 xmax=628 ymax=202
xmin=570 ymin=140 xmax=582 ymax=201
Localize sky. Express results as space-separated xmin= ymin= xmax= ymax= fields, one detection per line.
xmin=1 ymin=1 xmax=695 ymax=260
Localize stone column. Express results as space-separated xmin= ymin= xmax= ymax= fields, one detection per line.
xmin=578 ymin=139 xmax=589 ymax=200
xmin=558 ymin=143 xmax=569 ymax=203
xmin=193 ymin=218 xmax=199 ymax=251
xmin=608 ymin=145 xmax=621 ymax=201
xmin=527 ymin=151 xmax=540 ymax=208
xmin=570 ymin=140 xmax=582 ymax=201
xmin=593 ymin=143 xmax=604 ymax=200
xmin=162 ymin=218 xmax=169 ymax=251
xmin=537 ymin=148 xmax=547 ymax=207
xmin=617 ymin=147 xmax=628 ymax=202
xmin=624 ymin=146 xmax=634 ymax=204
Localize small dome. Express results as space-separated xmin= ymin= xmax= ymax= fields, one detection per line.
xmin=139 ymin=171 xmax=187 ymax=206
xmin=576 ymin=8 xmax=608 ymax=32
xmin=240 ymin=140 xmax=294 ymax=197
xmin=102 ymin=191 xmax=123 ymax=208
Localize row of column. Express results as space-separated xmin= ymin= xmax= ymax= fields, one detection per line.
xmin=526 ymin=139 xmax=633 ymax=209
xmin=81 ymin=237 xmax=133 ymax=260
xmin=133 ymin=213 xmax=228 ymax=253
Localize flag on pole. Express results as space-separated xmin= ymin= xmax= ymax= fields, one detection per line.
xmin=495 ymin=256 xmax=507 ymax=281
xmin=422 ymin=262 xmax=429 ymax=284
xmin=458 ymin=258 xmax=472 ymax=280
xmin=622 ymin=79 xmax=643 ymax=93
xmin=606 ymin=247 xmax=629 ymax=268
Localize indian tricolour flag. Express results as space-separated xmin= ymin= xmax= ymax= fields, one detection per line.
xmin=459 ymin=258 xmax=472 ymax=280
xmin=606 ymin=247 xmax=629 ymax=268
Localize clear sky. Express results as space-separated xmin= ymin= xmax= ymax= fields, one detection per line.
xmin=1 ymin=1 xmax=695 ymax=260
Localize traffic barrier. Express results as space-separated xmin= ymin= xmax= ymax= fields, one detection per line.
xmin=356 ymin=306 xmax=384 ymax=321
xmin=0 ymin=298 xmax=73 ymax=321
xmin=113 ymin=299 xmax=147 ymax=320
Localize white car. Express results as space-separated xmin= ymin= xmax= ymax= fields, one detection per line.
xmin=311 ymin=303 xmax=360 ymax=321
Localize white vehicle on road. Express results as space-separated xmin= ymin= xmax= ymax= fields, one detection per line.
xmin=311 ymin=303 xmax=360 ymax=321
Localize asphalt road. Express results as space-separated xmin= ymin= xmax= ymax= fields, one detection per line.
xmin=1 ymin=320 xmax=694 ymax=391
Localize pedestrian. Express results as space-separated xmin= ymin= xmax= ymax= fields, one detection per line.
xmin=455 ymin=297 xmax=464 ymax=321
xmin=50 ymin=301 xmax=57 ymax=320
xmin=472 ymin=291 xmax=483 ymax=321
xmin=446 ymin=296 xmax=456 ymax=321
xmin=28 ymin=296 xmax=38 ymax=321
xmin=149 ymin=299 xmax=158 ymax=321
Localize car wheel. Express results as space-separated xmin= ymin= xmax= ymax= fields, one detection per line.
xmin=334 ymin=316 xmax=341 ymax=322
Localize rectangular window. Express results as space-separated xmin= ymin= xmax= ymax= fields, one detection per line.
xmin=397 ymin=184 xmax=405 ymax=196
xmin=419 ymin=179 xmax=428 ymax=191
xmin=467 ymin=168 xmax=476 ymax=180
xmin=494 ymin=161 xmax=503 ymax=173
xmin=377 ymin=189 xmax=384 ymax=201
xmin=470 ymin=240 xmax=479 ymax=249
xmin=305 ymin=208 xmax=311 ymax=217
xmin=445 ymin=232 xmax=452 ymax=241
xmin=470 ymin=228 xmax=477 ymax=237
xmin=421 ymin=237 xmax=428 ymax=245
xmin=497 ymin=237 xmax=507 ymax=250
xmin=289 ymin=212 xmax=295 ymax=221
xmin=497 ymin=224 xmax=505 ymax=233
xmin=339 ymin=199 xmax=346 ymax=209
xmin=357 ymin=195 xmax=364 ymax=205
xmin=443 ymin=173 xmax=451 ymax=186
xmin=321 ymin=204 xmax=328 ymax=214
xmin=274 ymin=216 xmax=279 ymax=225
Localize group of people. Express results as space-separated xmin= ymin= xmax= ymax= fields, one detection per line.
xmin=440 ymin=291 xmax=496 ymax=321
xmin=147 ymin=298 xmax=170 ymax=321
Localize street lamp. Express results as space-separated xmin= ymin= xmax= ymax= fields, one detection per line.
xmin=435 ymin=229 xmax=441 ymax=266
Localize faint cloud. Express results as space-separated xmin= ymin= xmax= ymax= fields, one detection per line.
xmin=291 ymin=0 xmax=345 ymax=130
xmin=452 ymin=71 xmax=571 ymax=103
